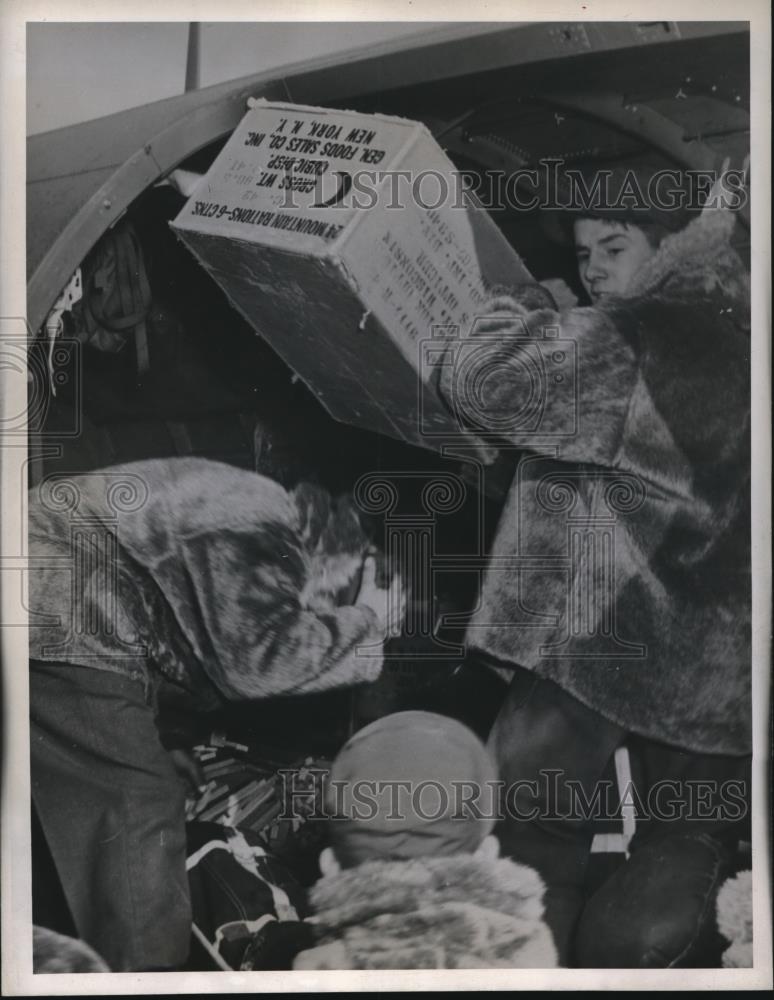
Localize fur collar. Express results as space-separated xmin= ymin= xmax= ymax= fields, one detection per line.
xmin=298 ymin=853 xmax=557 ymax=968
xmin=627 ymin=208 xmax=749 ymax=306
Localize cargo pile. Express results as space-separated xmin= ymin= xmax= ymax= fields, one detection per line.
xmin=185 ymin=732 xmax=330 ymax=851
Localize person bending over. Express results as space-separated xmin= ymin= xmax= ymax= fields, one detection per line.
xmin=28 ymin=457 xmax=404 ymax=971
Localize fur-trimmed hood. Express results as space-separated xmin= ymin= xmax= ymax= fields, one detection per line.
xmin=627 ymin=207 xmax=750 ymax=308
xmin=293 ymin=853 xmax=557 ymax=969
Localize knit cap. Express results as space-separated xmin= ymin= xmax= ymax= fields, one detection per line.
xmin=325 ymin=711 xmax=499 ymax=868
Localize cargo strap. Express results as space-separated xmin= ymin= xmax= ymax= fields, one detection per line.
xmin=83 ymin=220 xmax=152 ymax=373
xmin=590 ymin=746 xmax=636 ymax=857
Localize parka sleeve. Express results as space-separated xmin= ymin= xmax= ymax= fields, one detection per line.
xmin=177 ymin=522 xmax=384 ymax=701
xmin=439 ymin=298 xmax=640 ymax=469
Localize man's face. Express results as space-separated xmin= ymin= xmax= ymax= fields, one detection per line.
xmin=573 ymin=218 xmax=657 ymax=303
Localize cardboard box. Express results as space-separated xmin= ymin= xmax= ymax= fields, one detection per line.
xmin=171 ymin=100 xmax=533 ymax=453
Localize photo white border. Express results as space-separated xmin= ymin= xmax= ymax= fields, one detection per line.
xmin=2 ymin=0 xmax=771 ymax=993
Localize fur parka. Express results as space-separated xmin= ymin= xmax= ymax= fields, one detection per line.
xmin=448 ymin=209 xmax=751 ymax=754
xmin=293 ymin=852 xmax=557 ymax=969
xmin=27 ymin=457 xmax=383 ymax=706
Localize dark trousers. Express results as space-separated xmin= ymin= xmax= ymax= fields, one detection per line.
xmin=487 ymin=665 xmax=750 ymax=967
xmin=29 ymin=661 xmax=192 ymax=971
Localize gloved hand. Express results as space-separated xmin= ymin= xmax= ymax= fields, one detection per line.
xmin=355 ymin=556 xmax=406 ymax=638
xmin=169 ymin=747 xmax=205 ymax=795
xmin=435 ymin=289 xmax=543 ymax=447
